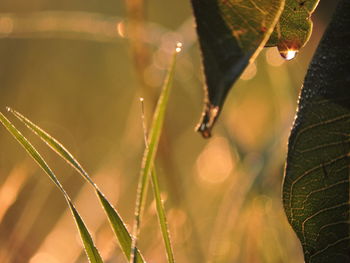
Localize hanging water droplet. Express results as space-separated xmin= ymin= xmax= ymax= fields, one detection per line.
xmin=279 ymin=49 xmax=298 ymax=60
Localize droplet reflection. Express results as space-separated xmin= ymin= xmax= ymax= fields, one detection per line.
xmin=279 ymin=49 xmax=298 ymax=60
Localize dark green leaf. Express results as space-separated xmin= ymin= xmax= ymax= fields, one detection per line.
xmin=190 ymin=0 xmax=284 ymax=137
xmin=266 ymin=0 xmax=320 ymax=59
xmin=284 ymin=1 xmax=350 ymax=262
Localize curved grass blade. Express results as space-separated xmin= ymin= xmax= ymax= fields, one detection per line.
xmin=139 ymin=98 xmax=175 ymax=263
xmin=68 ymin=201 xmax=104 ymax=263
xmin=6 ymin=107 xmax=94 ymax=184
xmin=130 ymin=46 xmax=179 ymax=263
xmin=0 ymin=112 xmax=103 ymax=263
xmin=6 ymin=108 xmax=145 ymax=263
xmin=97 ymin=191 xmax=144 ymax=263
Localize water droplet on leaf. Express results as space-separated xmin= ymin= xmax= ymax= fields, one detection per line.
xmin=279 ymin=49 xmax=298 ymax=60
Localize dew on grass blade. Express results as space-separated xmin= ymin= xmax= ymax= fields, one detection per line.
xmin=175 ymin=42 xmax=182 ymax=53
xmin=139 ymin=97 xmax=149 ymax=148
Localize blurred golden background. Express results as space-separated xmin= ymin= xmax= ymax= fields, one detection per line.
xmin=0 ymin=1 xmax=339 ymax=262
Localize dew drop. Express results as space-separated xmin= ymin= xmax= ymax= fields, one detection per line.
xmin=175 ymin=42 xmax=183 ymax=53
xmin=279 ymin=49 xmax=298 ymax=60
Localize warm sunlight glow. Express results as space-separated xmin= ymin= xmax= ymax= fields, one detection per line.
xmin=29 ymin=252 xmax=60 ymax=263
xmin=29 ymin=168 xmax=120 ymax=263
xmin=143 ymin=65 xmax=163 ymax=87
xmin=0 ymin=2 xmax=331 ymax=262
xmin=0 ymin=17 xmax=13 ymax=35
xmin=196 ymin=137 xmax=234 ymax=184
xmin=168 ymin=208 xmax=187 ymax=228
xmin=265 ymin=48 xmax=285 ymax=67
xmin=0 ymin=163 xmax=29 ymax=222
xmin=240 ymin=62 xmax=257 ymax=80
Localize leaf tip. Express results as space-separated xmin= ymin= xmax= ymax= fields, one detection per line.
xmin=196 ymin=103 xmax=219 ymax=139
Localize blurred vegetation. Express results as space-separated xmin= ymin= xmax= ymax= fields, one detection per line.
xmin=0 ymin=1 xmax=340 ymax=262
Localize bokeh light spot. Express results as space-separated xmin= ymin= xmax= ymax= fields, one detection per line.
xmin=0 ymin=17 xmax=14 ymax=35
xmin=29 ymin=252 xmax=60 ymax=263
xmin=196 ymin=137 xmax=234 ymax=184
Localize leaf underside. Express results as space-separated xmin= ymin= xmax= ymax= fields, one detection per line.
xmin=190 ymin=0 xmax=284 ymax=138
xmin=266 ymin=0 xmax=320 ymax=56
xmin=283 ymin=1 xmax=350 ymax=262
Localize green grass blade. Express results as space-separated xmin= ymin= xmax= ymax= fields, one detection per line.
xmin=68 ymin=201 xmax=104 ymax=263
xmin=97 ymin=191 xmax=144 ymax=262
xmin=0 ymin=112 xmax=103 ymax=263
xmin=7 ymin=108 xmax=145 ymax=263
xmin=7 ymin=107 xmax=95 ymax=185
xmin=0 ymin=111 xmax=62 ymax=190
xmin=150 ymin=169 xmax=175 ymax=263
xmin=130 ymin=46 xmax=179 ymax=263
